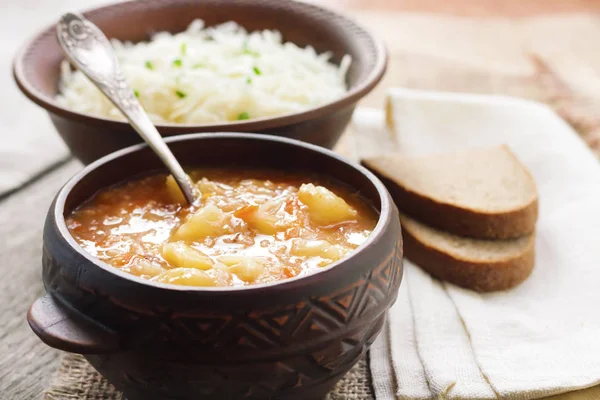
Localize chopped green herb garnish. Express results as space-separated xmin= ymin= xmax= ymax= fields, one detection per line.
xmin=145 ymin=61 xmax=153 ymax=70
xmin=173 ymin=58 xmax=183 ymax=67
xmin=180 ymin=42 xmax=187 ymax=55
xmin=242 ymin=40 xmax=259 ymax=57
xmin=175 ymin=90 xmax=187 ymax=99
xmin=237 ymin=111 xmax=250 ymax=120
xmin=246 ymin=77 xmax=252 ymax=84
xmin=133 ymin=90 xmax=140 ymax=98
xmin=192 ymin=63 xmax=205 ymax=69
xmin=253 ymin=66 xmax=262 ymax=75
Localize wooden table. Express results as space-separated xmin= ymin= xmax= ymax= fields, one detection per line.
xmin=315 ymin=0 xmax=600 ymax=16
xmin=2 ymin=1 xmax=600 ymax=399
xmin=323 ymin=0 xmax=600 ymax=156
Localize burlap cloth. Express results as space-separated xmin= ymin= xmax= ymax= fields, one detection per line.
xmin=45 ymin=355 xmax=374 ymax=400
xmin=39 ymin=10 xmax=600 ymax=400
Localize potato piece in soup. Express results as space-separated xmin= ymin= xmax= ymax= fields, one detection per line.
xmin=235 ymin=201 xmax=289 ymax=234
xmin=219 ymin=256 xmax=266 ymax=283
xmin=290 ymin=239 xmax=351 ymax=261
xmin=298 ymin=183 xmax=357 ymax=225
xmin=165 ymin=175 xmax=187 ymax=204
xmin=172 ymin=204 xmax=231 ymax=241
xmin=162 ymin=242 xmax=213 ymax=270
xmin=128 ymin=257 xmax=164 ymax=278
xmin=155 ymin=268 xmax=217 ymax=286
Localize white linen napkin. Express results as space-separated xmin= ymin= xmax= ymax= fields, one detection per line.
xmin=356 ymin=88 xmax=600 ymax=399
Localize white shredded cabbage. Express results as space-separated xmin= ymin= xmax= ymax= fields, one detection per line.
xmin=56 ymin=19 xmax=351 ymax=124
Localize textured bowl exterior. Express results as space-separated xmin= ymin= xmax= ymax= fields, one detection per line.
xmin=40 ymin=134 xmax=403 ymax=399
xmin=14 ymin=0 xmax=387 ymax=164
xmin=48 ymin=106 xmax=356 ymax=165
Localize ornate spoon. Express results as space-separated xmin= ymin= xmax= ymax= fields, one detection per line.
xmin=56 ymin=12 xmax=197 ymax=205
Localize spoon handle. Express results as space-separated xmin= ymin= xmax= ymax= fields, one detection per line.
xmin=56 ymin=12 xmax=196 ymax=205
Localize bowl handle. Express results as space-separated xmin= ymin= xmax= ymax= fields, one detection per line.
xmin=27 ymin=294 xmax=121 ymax=354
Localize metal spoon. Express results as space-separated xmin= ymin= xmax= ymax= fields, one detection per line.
xmin=56 ymin=12 xmax=197 ymax=205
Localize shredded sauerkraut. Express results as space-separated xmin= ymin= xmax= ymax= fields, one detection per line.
xmin=56 ymin=20 xmax=351 ymax=124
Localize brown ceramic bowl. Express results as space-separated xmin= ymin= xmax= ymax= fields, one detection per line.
xmin=13 ymin=0 xmax=387 ymax=165
xmin=28 ymin=133 xmax=403 ymax=400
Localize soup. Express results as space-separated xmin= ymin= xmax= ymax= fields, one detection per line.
xmin=66 ymin=169 xmax=377 ymax=287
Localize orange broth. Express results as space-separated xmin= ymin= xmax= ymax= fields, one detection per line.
xmin=66 ymin=169 xmax=377 ymax=287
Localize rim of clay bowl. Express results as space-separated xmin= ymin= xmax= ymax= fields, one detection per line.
xmin=53 ymin=132 xmax=395 ymax=292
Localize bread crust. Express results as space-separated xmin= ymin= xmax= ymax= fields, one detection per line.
xmin=363 ymin=161 xmax=538 ymax=240
xmin=401 ymin=224 xmax=535 ymax=292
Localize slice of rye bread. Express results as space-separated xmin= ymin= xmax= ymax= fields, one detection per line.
xmin=400 ymin=213 xmax=535 ymax=292
xmin=362 ymin=145 xmax=538 ymax=239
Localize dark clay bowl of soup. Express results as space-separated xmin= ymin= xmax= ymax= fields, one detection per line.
xmin=13 ymin=0 xmax=387 ymax=165
xmin=28 ymin=133 xmax=402 ymax=400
